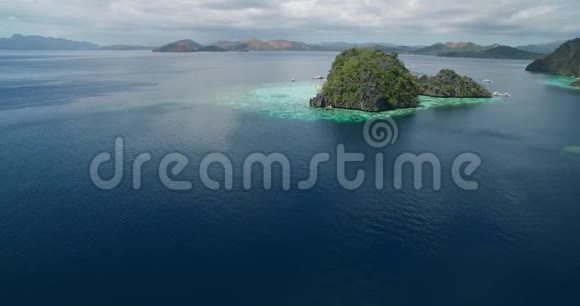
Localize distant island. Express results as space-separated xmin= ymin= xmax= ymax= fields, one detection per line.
xmin=314 ymin=42 xmax=423 ymax=53
xmin=152 ymin=39 xmax=421 ymax=53
xmin=153 ymin=40 xmax=205 ymax=52
xmin=152 ymin=38 xmax=542 ymax=59
xmin=517 ymin=41 xmax=565 ymax=54
xmin=97 ymin=45 xmax=153 ymax=51
xmin=413 ymin=42 xmax=541 ymax=59
xmin=310 ymin=49 xmax=491 ymax=112
xmin=526 ymin=38 xmax=580 ymax=87
xmin=0 ymin=34 xmax=98 ymax=50
xmin=153 ymin=38 xmax=319 ymax=52
xmin=0 ymin=34 xmax=151 ymax=51
xmin=0 ymin=34 xmax=567 ymax=62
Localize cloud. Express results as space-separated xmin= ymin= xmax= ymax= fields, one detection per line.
xmin=0 ymin=0 xmax=578 ymax=45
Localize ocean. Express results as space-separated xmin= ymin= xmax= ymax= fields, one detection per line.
xmin=1 ymin=50 xmax=580 ymax=306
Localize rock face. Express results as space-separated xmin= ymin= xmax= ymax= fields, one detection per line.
xmin=418 ymin=70 xmax=492 ymax=98
xmin=572 ymin=79 xmax=580 ymax=87
xmin=526 ymin=38 xmax=580 ymax=76
xmin=310 ymin=49 xmax=421 ymax=112
xmin=309 ymin=93 xmax=331 ymax=108
xmin=153 ymin=40 xmax=203 ymax=52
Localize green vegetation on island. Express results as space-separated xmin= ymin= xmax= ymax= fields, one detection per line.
xmin=310 ymin=49 xmax=420 ymax=111
xmin=526 ymin=38 xmax=580 ymax=86
xmin=310 ymin=49 xmax=491 ymax=112
xmin=418 ymin=70 xmax=492 ymax=98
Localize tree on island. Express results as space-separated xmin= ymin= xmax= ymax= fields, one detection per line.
xmin=311 ymin=49 xmax=421 ymax=112
xmin=311 ymin=48 xmax=492 ymax=112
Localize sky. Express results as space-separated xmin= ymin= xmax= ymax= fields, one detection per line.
xmin=0 ymin=0 xmax=578 ymax=46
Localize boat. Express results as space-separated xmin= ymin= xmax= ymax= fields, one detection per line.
xmin=313 ymin=75 xmax=324 ymax=80
xmin=483 ymin=79 xmax=492 ymax=83
xmin=493 ymin=92 xmax=510 ymax=97
xmin=291 ymin=78 xmax=296 ymax=83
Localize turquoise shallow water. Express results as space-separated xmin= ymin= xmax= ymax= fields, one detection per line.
xmin=215 ymin=81 xmax=499 ymax=122
xmin=562 ymin=146 xmax=580 ymax=155
xmin=543 ymin=74 xmax=580 ymax=90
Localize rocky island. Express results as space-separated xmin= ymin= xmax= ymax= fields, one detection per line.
xmin=418 ymin=69 xmax=492 ymax=98
xmin=310 ymin=49 xmax=491 ymax=112
xmin=310 ymin=49 xmax=420 ymax=111
xmin=526 ymin=38 xmax=580 ymax=87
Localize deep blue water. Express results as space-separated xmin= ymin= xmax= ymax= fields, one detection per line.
xmin=1 ymin=50 xmax=580 ymax=306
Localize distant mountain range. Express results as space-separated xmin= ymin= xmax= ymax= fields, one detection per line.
xmin=440 ymin=45 xmax=540 ymax=59
xmin=154 ymin=38 xmax=316 ymax=52
xmin=314 ymin=42 xmax=424 ymax=52
xmin=153 ymin=39 xmax=204 ymax=52
xmin=153 ymin=39 xmax=427 ymax=53
xmin=413 ymin=42 xmax=541 ymax=59
xmin=0 ymin=34 xmax=98 ymax=50
xmin=0 ymin=34 xmax=564 ymax=60
xmin=0 ymin=34 xmax=151 ymax=51
xmin=211 ymin=41 xmax=251 ymax=51
xmin=413 ymin=42 xmax=482 ymax=55
xmin=153 ymin=39 xmax=542 ymax=59
xmin=517 ymin=41 xmax=565 ymax=54
xmin=97 ymin=45 xmax=154 ymax=51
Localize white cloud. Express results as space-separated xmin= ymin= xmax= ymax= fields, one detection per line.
xmin=0 ymin=0 xmax=578 ymax=45
xmin=509 ymin=5 xmax=558 ymax=21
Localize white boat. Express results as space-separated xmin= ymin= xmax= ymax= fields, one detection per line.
xmin=313 ymin=75 xmax=324 ymax=80
xmin=291 ymin=78 xmax=296 ymax=82
xmin=483 ymin=79 xmax=492 ymax=83
xmin=493 ymin=92 xmax=510 ymax=97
